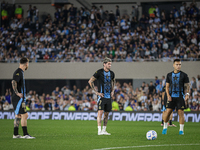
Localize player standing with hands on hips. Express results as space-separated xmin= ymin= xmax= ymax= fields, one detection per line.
xmin=12 ymin=57 xmax=35 ymax=139
xmin=162 ymin=59 xmax=190 ymax=135
xmin=88 ymin=57 xmax=115 ymax=135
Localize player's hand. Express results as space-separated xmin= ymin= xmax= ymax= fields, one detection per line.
xmin=167 ymin=95 xmax=172 ymax=101
xmin=96 ymin=92 xmax=104 ymax=97
xmin=111 ymin=91 xmax=114 ymax=97
xmin=17 ymin=93 xmax=23 ymax=98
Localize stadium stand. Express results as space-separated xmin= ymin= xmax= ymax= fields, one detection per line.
xmin=0 ymin=1 xmax=199 ymax=62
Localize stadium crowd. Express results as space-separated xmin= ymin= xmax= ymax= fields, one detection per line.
xmin=0 ymin=2 xmax=200 ymax=62
xmin=1 ymin=75 xmax=200 ymax=111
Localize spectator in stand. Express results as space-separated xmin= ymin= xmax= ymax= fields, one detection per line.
xmin=68 ymin=102 xmax=76 ymax=111
xmin=54 ymin=97 xmax=60 ymax=110
xmin=0 ymin=97 xmax=3 ymax=110
xmin=33 ymin=6 xmax=39 ymax=22
xmin=44 ymin=99 xmax=52 ymax=110
xmin=3 ymin=100 xmax=10 ymax=110
xmin=116 ymin=5 xmax=120 ymax=19
xmin=152 ymin=99 xmax=161 ymax=111
xmin=156 ymin=81 xmax=163 ymax=94
xmin=82 ymin=99 xmax=91 ymax=111
xmin=155 ymin=76 xmax=160 ymax=86
xmin=5 ymin=89 xmax=12 ymax=104
xmin=149 ymin=81 xmax=155 ymax=95
xmin=27 ymin=5 xmax=33 ymax=21
xmin=191 ymin=100 xmax=198 ymax=111
xmin=149 ymin=5 xmax=156 ymax=18
xmin=161 ymin=75 xmax=166 ymax=87
xmin=53 ymin=87 xmax=59 ymax=96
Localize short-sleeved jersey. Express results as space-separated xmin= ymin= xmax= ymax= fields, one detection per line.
xmin=12 ymin=68 xmax=26 ymax=101
xmin=166 ymin=71 xmax=189 ymax=98
xmin=93 ymin=68 xmax=115 ymax=99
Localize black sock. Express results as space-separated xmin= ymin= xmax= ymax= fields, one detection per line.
xmin=169 ymin=120 xmax=172 ymax=125
xmin=162 ymin=120 xmax=164 ymax=124
xmin=22 ymin=126 xmax=28 ymax=136
xmin=14 ymin=127 xmax=19 ymax=135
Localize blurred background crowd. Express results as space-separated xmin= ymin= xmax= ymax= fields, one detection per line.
xmin=1 ymin=75 xmax=199 ymax=111
xmin=0 ymin=1 xmax=200 ymax=62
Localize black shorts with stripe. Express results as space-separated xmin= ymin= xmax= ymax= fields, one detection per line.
xmin=98 ymin=98 xmax=112 ymax=112
xmin=12 ymin=97 xmax=27 ymax=115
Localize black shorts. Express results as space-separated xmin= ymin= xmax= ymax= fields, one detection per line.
xmin=12 ymin=97 xmax=27 ymax=115
xmin=166 ymin=97 xmax=185 ymax=110
xmin=98 ymin=98 xmax=112 ymax=112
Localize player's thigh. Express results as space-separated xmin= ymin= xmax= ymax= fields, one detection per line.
xmin=98 ymin=98 xmax=105 ymax=110
xmin=21 ymin=112 xmax=28 ymax=119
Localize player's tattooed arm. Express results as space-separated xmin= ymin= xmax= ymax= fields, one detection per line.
xmin=111 ymin=78 xmax=115 ymax=92
xmin=185 ymin=83 xmax=190 ymax=93
xmin=111 ymin=78 xmax=115 ymax=97
xmin=11 ymin=80 xmax=19 ymax=95
xmin=88 ymin=76 xmax=97 ymax=92
xmin=184 ymin=83 xmax=190 ymax=101
xmin=88 ymin=76 xmax=104 ymax=97
xmin=11 ymin=80 xmax=23 ymax=98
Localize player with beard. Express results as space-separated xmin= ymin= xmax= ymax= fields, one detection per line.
xmin=12 ymin=57 xmax=35 ymax=139
xmin=88 ymin=57 xmax=115 ymax=135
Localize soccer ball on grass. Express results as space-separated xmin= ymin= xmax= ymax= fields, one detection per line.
xmin=146 ymin=130 xmax=157 ymax=140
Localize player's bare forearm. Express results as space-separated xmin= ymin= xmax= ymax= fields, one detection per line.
xmin=11 ymin=80 xmax=19 ymax=95
xmin=165 ymin=83 xmax=170 ymax=97
xmin=184 ymin=83 xmax=190 ymax=101
xmin=162 ymin=92 xmax=165 ymax=101
xmin=88 ymin=76 xmax=97 ymax=93
xmin=166 ymin=83 xmax=172 ymax=101
xmin=111 ymin=78 xmax=116 ymax=92
xmin=185 ymin=83 xmax=190 ymax=93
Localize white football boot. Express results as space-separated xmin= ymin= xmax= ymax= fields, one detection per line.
xmin=22 ymin=135 xmax=35 ymax=139
xmin=13 ymin=135 xmax=23 ymax=139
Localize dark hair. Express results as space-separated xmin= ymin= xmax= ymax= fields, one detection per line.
xmin=20 ymin=57 xmax=29 ymax=64
xmin=173 ymin=59 xmax=181 ymax=63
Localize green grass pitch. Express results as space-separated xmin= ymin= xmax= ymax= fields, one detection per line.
xmin=0 ymin=120 xmax=200 ymax=150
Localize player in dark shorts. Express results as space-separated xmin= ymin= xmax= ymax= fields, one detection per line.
xmin=162 ymin=59 xmax=190 ymax=135
xmin=161 ymin=86 xmax=176 ymax=127
xmin=88 ymin=57 xmax=115 ymax=135
xmin=12 ymin=57 xmax=35 ymax=139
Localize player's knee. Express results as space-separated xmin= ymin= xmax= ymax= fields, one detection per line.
xmin=104 ymin=112 xmax=109 ymax=115
xmin=98 ymin=110 xmax=103 ymax=115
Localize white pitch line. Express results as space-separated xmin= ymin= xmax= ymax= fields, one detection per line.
xmin=93 ymin=143 xmax=200 ymax=150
